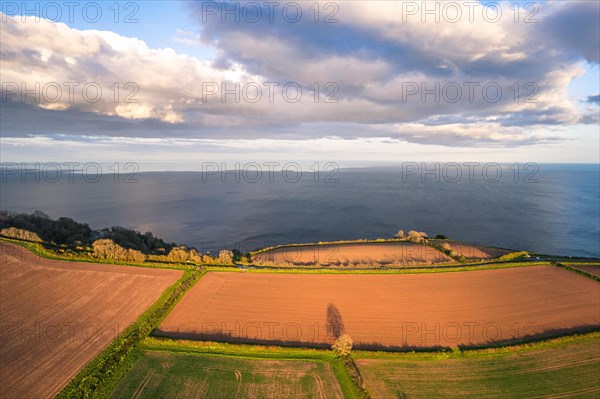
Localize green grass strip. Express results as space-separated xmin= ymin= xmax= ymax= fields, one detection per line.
xmin=352 ymin=331 xmax=600 ymax=360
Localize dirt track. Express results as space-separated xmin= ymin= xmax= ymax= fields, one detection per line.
xmin=157 ymin=267 xmax=599 ymax=349
xmin=0 ymin=242 xmax=182 ymax=399
xmin=252 ymin=242 xmax=453 ymax=266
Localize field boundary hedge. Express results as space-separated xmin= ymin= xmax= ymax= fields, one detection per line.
xmin=555 ymin=262 xmax=600 ymax=282
xmin=204 ymin=261 xmax=550 ymax=275
xmin=352 ymin=331 xmax=600 ymax=360
xmin=55 ymin=269 xmax=205 ymax=399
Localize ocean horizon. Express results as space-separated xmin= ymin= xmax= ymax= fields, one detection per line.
xmin=2 ymin=163 xmax=598 ymax=258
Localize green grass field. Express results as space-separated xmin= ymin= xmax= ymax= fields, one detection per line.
xmin=110 ymin=351 xmax=344 ymax=399
xmin=356 ymin=335 xmax=600 ymax=398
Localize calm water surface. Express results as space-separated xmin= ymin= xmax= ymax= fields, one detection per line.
xmin=1 ymin=164 xmax=598 ymax=257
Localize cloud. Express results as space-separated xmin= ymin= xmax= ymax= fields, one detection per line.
xmin=541 ymin=0 xmax=600 ymax=64
xmin=587 ymin=94 xmax=600 ymax=104
xmin=1 ymin=1 xmax=598 ymax=149
xmin=173 ymin=29 xmax=202 ymax=46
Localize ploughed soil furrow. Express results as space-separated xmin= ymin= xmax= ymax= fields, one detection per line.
xmin=0 ymin=242 xmax=182 ymax=399
xmin=253 ymin=242 xmax=454 ymax=266
xmin=157 ymin=267 xmax=599 ymax=349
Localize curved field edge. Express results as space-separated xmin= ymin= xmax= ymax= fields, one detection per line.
xmin=249 ymin=238 xmax=516 ymax=256
xmin=136 ymin=337 xmax=368 ymax=399
xmin=54 ymin=269 xmax=205 ymax=399
xmin=250 ymin=239 xmax=527 ymax=265
xmin=0 ymin=236 xmax=555 ymax=273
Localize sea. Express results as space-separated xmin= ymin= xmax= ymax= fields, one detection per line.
xmin=1 ymin=163 xmax=599 ymax=258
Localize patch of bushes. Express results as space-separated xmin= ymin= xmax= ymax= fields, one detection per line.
xmin=0 ymin=227 xmax=43 ymax=242
xmin=395 ymin=230 xmax=428 ymax=243
xmin=99 ymin=226 xmax=175 ymax=255
xmin=92 ymin=239 xmax=146 ymax=263
xmin=497 ymin=251 xmax=529 ymax=262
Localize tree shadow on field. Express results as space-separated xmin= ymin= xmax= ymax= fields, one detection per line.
xmin=326 ymin=303 xmax=345 ymax=340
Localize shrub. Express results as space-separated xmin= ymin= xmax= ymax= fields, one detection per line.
xmin=440 ymin=242 xmax=458 ymax=258
xmin=407 ymin=230 xmax=428 ymax=244
xmin=497 ymin=251 xmax=529 ymax=261
xmin=166 ymin=246 xmax=190 ymax=263
xmin=332 ymin=334 xmax=353 ymax=357
xmin=148 ymin=247 xmax=212 ymax=264
xmin=218 ymin=250 xmax=234 ymax=265
xmin=92 ymin=239 xmax=146 ymax=263
xmin=0 ymin=227 xmax=43 ymax=242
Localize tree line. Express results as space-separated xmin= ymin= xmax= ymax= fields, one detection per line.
xmin=0 ymin=210 xmax=234 ymax=265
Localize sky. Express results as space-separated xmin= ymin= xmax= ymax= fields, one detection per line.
xmin=0 ymin=0 xmax=599 ymax=167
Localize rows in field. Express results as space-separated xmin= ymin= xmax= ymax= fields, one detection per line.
xmin=110 ymin=351 xmax=344 ymax=399
xmin=155 ymin=266 xmax=599 ymax=349
xmin=0 ymin=242 xmax=182 ymax=399
xmin=356 ymin=336 xmax=600 ymax=398
xmin=252 ymin=242 xmax=453 ymax=267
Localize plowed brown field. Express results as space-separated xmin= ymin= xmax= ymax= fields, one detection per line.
xmin=252 ymin=242 xmax=453 ymax=266
xmin=156 ymin=267 xmax=599 ymax=349
xmin=0 ymin=242 xmax=183 ymax=399
xmin=572 ymin=265 xmax=600 ymax=278
xmin=430 ymin=240 xmax=513 ymax=259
